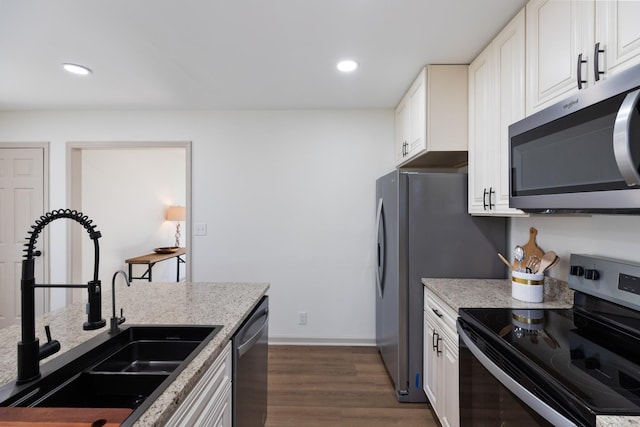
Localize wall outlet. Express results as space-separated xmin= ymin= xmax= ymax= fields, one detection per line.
xmin=298 ymin=311 xmax=307 ymax=325
xmin=194 ymin=223 xmax=207 ymax=236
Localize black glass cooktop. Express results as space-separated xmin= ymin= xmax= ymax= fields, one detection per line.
xmin=459 ymin=305 xmax=640 ymax=417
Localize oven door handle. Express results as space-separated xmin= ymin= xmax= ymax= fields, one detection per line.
xmin=457 ymin=321 xmax=577 ymax=427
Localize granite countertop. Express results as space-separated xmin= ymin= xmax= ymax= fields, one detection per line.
xmin=0 ymin=281 xmax=269 ymax=426
xmin=422 ymin=277 xmax=640 ymax=427
xmin=422 ymin=277 xmax=574 ymax=312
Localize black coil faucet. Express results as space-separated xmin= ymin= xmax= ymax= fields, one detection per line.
xmin=17 ymin=209 xmax=106 ymax=384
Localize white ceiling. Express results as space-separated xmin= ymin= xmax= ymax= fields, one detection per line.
xmin=0 ymin=0 xmax=527 ymax=111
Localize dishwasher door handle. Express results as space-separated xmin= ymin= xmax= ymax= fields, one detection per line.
xmin=237 ymin=312 xmax=269 ymax=357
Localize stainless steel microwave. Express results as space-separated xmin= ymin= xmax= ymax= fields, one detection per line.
xmin=509 ymin=63 xmax=640 ymax=214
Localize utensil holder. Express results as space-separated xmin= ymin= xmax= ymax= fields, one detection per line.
xmin=512 ymin=271 xmax=544 ymax=303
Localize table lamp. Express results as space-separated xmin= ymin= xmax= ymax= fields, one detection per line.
xmin=166 ymin=205 xmax=186 ymax=247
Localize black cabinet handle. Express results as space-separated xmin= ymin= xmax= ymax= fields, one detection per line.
xmin=431 ymin=308 xmax=443 ymax=318
xmin=432 ymin=330 xmax=439 ymax=351
xmin=483 ymin=188 xmax=488 ymax=210
xmin=489 ymin=187 xmax=495 ymax=210
xmin=577 ymin=53 xmax=587 ymax=89
xmin=594 ymin=42 xmax=605 ymax=82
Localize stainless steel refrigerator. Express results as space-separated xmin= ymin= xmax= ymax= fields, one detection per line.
xmin=375 ymin=170 xmax=506 ymax=402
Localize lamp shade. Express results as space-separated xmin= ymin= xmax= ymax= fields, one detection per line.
xmin=166 ymin=205 xmax=186 ymax=221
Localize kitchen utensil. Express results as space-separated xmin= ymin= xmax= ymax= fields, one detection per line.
xmin=513 ymin=246 xmax=525 ymax=271
xmin=537 ymin=251 xmax=557 ymax=274
xmin=526 ymin=255 xmax=541 ymax=274
xmin=522 ymin=227 xmax=544 ymax=270
xmin=498 ymin=253 xmax=513 ymax=270
xmin=544 ymin=255 xmax=560 ymax=273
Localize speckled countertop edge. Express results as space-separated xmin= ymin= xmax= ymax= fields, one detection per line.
xmin=422 ymin=277 xmax=639 ymax=426
xmin=421 ymin=277 xmax=574 ymax=312
xmin=0 ymin=281 xmax=269 ymax=426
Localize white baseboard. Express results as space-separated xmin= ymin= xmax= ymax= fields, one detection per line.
xmin=268 ymin=336 xmax=376 ymax=346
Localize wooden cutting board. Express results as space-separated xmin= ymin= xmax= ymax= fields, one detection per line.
xmin=513 ymin=227 xmax=544 ymax=270
xmin=0 ymin=407 xmax=132 ymax=426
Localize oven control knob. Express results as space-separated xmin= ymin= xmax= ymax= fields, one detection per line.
xmin=584 ymin=269 xmax=600 ymax=280
xmin=570 ymin=266 xmax=584 ymax=276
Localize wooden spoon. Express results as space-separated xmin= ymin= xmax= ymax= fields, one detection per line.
xmin=536 ymin=251 xmax=557 ymax=274
xmin=498 ymin=253 xmax=513 ymax=270
xmin=544 ymin=256 xmax=560 ymax=273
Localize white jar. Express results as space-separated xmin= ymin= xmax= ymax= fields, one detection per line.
xmin=511 ymin=270 xmax=544 ymax=303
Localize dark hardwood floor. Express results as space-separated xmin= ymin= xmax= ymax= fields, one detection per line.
xmin=266 ymin=345 xmax=436 ymax=427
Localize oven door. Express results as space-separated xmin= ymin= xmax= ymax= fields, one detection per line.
xmin=457 ymin=319 xmax=580 ymax=427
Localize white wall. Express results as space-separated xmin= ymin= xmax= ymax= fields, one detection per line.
xmin=510 ymin=214 xmax=640 ymax=282
xmin=0 ymin=109 xmax=394 ymax=344
xmin=80 ymin=148 xmax=186 ymax=288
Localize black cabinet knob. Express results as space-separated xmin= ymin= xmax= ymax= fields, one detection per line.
xmin=570 ymin=266 xmax=584 ymax=276
xmin=584 ymin=269 xmax=600 ymax=280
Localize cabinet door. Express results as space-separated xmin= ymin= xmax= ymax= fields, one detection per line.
xmin=394 ymin=98 xmax=409 ymax=164
xmin=441 ymin=335 xmax=459 ymax=427
xmin=492 ymin=9 xmax=526 ymax=215
xmin=468 ymin=45 xmax=494 ymax=214
xmin=165 ymin=342 xmax=232 ymax=427
xmin=526 ymin=0 xmax=595 ymax=115
xmin=423 ymin=313 xmax=440 ymax=413
xmin=595 ymin=0 xmax=640 ymax=79
xmin=407 ymin=73 xmax=427 ymax=157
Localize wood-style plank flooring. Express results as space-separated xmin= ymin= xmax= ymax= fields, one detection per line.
xmin=266 ymin=345 xmax=437 ymax=427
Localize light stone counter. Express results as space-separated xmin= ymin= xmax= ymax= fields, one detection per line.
xmin=423 ymin=277 xmax=640 ymax=426
xmin=422 ymin=277 xmax=574 ymax=312
xmin=0 ymin=281 xmax=269 ymax=426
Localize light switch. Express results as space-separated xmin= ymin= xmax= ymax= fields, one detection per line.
xmin=194 ymin=223 xmax=207 ymax=236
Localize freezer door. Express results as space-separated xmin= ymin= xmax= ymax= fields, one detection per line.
xmin=375 ymin=171 xmax=401 ymax=395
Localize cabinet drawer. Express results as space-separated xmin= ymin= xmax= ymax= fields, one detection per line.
xmin=424 ymin=288 xmax=457 ymax=336
xmin=166 ymin=341 xmax=232 ymax=427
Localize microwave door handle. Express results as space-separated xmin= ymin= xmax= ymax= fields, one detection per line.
xmin=457 ymin=322 xmax=577 ymax=427
xmin=613 ymin=88 xmax=640 ymax=186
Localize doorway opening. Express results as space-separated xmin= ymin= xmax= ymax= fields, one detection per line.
xmin=67 ymin=142 xmax=191 ymax=307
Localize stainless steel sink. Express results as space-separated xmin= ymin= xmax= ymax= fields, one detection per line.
xmin=0 ymin=324 xmax=222 ymax=426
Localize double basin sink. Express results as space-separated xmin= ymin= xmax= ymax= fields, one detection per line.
xmin=0 ymin=324 xmax=222 ymax=424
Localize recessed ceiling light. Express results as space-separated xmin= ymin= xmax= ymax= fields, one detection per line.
xmin=62 ymin=63 xmax=92 ymax=76
xmin=337 ymin=60 xmax=358 ymax=73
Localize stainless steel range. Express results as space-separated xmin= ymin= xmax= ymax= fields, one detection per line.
xmin=457 ymin=254 xmax=640 ymax=426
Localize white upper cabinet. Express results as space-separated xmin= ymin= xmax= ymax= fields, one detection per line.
xmin=527 ymin=0 xmax=640 ymax=115
xmin=394 ymin=65 xmax=468 ymax=168
xmin=594 ymin=0 xmax=640 ymax=80
xmin=468 ymin=9 xmax=527 ymax=216
xmin=526 ymin=0 xmax=594 ymax=114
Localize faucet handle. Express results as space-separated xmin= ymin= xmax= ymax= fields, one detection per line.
xmin=39 ymin=325 xmax=60 ymax=360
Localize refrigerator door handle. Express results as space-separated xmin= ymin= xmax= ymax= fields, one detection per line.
xmin=376 ymin=197 xmax=385 ymax=298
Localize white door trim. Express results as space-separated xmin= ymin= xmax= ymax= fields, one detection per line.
xmin=66 ymin=141 xmax=192 ymax=303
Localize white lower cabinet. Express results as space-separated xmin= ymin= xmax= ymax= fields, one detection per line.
xmin=166 ymin=341 xmax=233 ymax=427
xmin=423 ymin=288 xmax=459 ymax=427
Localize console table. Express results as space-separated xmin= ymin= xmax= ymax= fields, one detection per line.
xmin=125 ymin=248 xmax=186 ymax=282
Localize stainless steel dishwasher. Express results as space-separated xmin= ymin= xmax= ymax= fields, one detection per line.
xmin=233 ymin=295 xmax=269 ymax=427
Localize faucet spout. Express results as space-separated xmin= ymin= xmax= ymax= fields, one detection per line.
xmin=17 ymin=209 xmax=106 ymax=384
xmin=110 ymin=270 xmax=130 ymax=334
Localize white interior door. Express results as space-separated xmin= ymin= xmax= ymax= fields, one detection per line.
xmin=0 ymin=148 xmax=46 ymax=329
